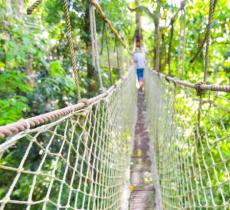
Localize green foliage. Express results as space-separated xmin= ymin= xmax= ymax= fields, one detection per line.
xmin=0 ymin=0 xmax=229 ymax=209
xmin=0 ymin=71 xmax=31 ymax=95
xmin=0 ymin=71 xmax=31 ymax=125
xmin=49 ymin=61 xmax=65 ymax=77
xmin=0 ymin=97 xmax=30 ymax=125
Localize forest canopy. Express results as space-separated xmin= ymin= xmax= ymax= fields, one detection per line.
xmin=0 ymin=0 xmax=229 ymax=124
xmin=0 ymin=1 xmax=229 ymax=210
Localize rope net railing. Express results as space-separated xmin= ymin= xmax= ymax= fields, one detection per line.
xmin=145 ymin=69 xmax=229 ymax=210
xmin=0 ymin=71 xmax=137 ymax=210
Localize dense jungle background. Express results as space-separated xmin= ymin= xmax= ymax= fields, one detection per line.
xmin=0 ymin=0 xmax=229 ymax=126
xmin=0 ymin=0 xmax=229 ymax=209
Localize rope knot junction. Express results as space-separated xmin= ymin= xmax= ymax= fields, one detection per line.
xmin=195 ymin=81 xmax=205 ymax=96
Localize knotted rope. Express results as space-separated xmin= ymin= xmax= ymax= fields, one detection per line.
xmin=63 ymin=0 xmax=81 ymax=99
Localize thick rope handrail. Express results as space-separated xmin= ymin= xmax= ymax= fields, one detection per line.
xmin=152 ymin=70 xmax=230 ymax=93
xmin=0 ymin=96 xmax=92 ymax=139
xmin=0 ymin=74 xmax=128 ymax=139
xmin=90 ymin=0 xmax=130 ymax=53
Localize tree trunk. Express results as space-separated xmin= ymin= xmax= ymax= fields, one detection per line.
xmin=5 ymin=0 xmax=13 ymax=14
xmin=82 ymin=1 xmax=98 ymax=96
xmin=26 ymin=53 xmax=36 ymax=87
xmin=168 ymin=21 xmax=174 ymax=76
xmin=135 ymin=0 xmax=143 ymax=48
xmin=153 ymin=0 xmax=161 ymax=71
xmin=160 ymin=32 xmax=166 ymax=72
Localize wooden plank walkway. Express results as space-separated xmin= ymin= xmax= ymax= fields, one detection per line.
xmin=130 ymin=91 xmax=155 ymax=210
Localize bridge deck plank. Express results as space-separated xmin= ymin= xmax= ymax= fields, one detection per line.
xmin=130 ymin=91 xmax=155 ymax=210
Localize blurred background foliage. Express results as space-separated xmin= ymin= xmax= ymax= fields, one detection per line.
xmin=0 ymin=0 xmax=229 ymax=124
xmin=0 ymin=0 xmax=229 ymax=208
xmin=0 ymin=0 xmax=132 ymax=125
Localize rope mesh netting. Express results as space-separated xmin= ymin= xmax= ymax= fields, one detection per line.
xmin=0 ymin=71 xmax=137 ymax=210
xmin=145 ymin=69 xmax=229 ymax=210
xmin=1 ymin=1 xmax=230 ymax=209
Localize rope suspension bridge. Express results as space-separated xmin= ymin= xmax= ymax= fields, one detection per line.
xmin=0 ymin=0 xmax=229 ymax=209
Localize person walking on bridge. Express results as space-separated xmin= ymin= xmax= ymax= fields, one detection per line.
xmin=133 ymin=47 xmax=145 ymax=90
